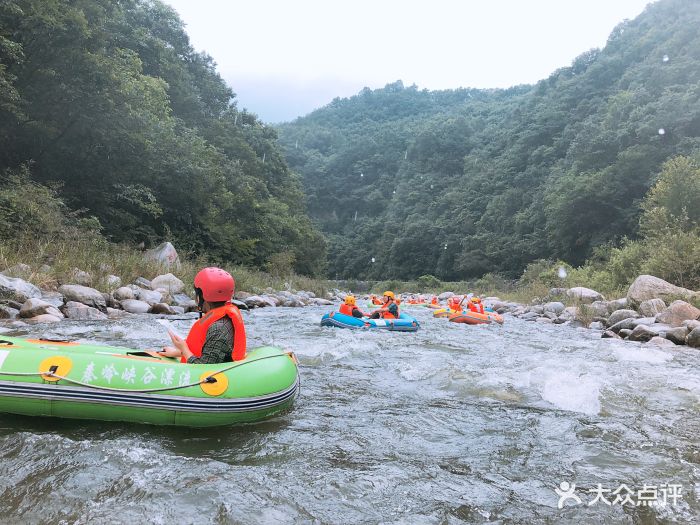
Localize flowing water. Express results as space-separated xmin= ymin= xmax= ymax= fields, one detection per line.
xmin=0 ymin=306 xmax=698 ymax=524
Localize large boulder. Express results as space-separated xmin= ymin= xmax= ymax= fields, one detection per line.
xmin=63 ymin=303 xmax=108 ymax=321
xmin=688 ymin=327 xmax=700 ymax=348
xmin=144 ymin=242 xmax=180 ymax=269
xmin=113 ymin=287 xmax=135 ymax=301
xmin=150 ymin=303 xmax=178 ymax=315
xmin=119 ymin=299 xmax=151 ymax=314
xmin=135 ymin=288 xmax=162 ymax=305
xmin=655 ymin=300 xmax=700 ymax=328
xmin=106 ymin=275 xmax=122 ymax=289
xmin=172 ymin=293 xmax=197 ymax=310
xmin=609 ymin=317 xmax=639 ymax=333
xmin=57 ymin=285 xmax=106 ymax=310
xmin=19 ymin=298 xmax=64 ymax=319
xmin=586 ymin=301 xmax=612 ymax=317
xmin=627 ymin=275 xmax=698 ymax=308
xmin=150 ymin=273 xmax=184 ymax=294
xmin=40 ymin=292 xmax=65 ymax=308
xmin=0 ymin=305 xmax=19 ymax=319
xmin=647 ymin=336 xmax=676 ymax=348
xmin=0 ymin=274 xmax=42 ymax=303
xmin=639 ymin=298 xmax=666 ymax=317
xmin=665 ymin=326 xmax=689 ymax=345
xmin=27 ymin=314 xmax=62 ymax=323
xmin=607 ymin=298 xmax=628 ymax=311
xmin=628 ymin=325 xmax=657 ymax=342
xmin=438 ymin=291 xmax=454 ymax=300
xmin=607 ymin=309 xmax=640 ymax=326
xmin=566 ymin=287 xmax=604 ymax=304
xmin=683 ymin=320 xmax=700 ymax=332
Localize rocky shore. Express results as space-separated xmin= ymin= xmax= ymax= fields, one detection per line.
xmin=0 ymin=266 xmax=335 ymax=327
xmin=479 ymin=275 xmax=700 ymax=349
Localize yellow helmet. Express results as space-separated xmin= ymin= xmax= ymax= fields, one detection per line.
xmin=472 ymin=296 xmax=482 ymax=303
xmin=383 ymin=291 xmax=395 ymax=299
xmin=344 ymin=295 xmax=356 ymax=305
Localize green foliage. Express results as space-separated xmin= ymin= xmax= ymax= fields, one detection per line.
xmin=415 ymin=274 xmax=441 ymax=291
xmin=279 ymin=0 xmax=700 ymax=279
xmin=0 ymin=0 xmax=325 ymax=275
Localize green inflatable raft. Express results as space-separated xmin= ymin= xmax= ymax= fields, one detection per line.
xmin=0 ymin=336 xmax=299 ymax=427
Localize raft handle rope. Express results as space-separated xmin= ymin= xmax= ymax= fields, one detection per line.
xmin=0 ymin=354 xmax=297 ymax=394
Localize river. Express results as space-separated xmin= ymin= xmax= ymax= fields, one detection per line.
xmin=0 ymin=306 xmax=698 ymax=523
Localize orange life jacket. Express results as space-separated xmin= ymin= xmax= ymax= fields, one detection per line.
xmin=468 ymin=302 xmax=485 ymax=314
xmin=184 ymin=303 xmax=246 ymax=363
xmin=372 ymin=298 xmax=382 ymax=305
xmin=381 ymin=299 xmax=399 ymax=319
xmin=431 ymin=297 xmax=438 ymax=305
xmin=339 ymin=303 xmax=354 ymax=316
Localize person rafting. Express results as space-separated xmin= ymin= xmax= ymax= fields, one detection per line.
xmin=369 ymin=291 xmax=400 ymax=319
xmin=160 ymin=267 xmax=246 ymax=364
xmin=431 ymin=296 xmax=439 ymax=306
xmin=339 ymin=295 xmax=367 ymax=318
xmin=370 ymin=294 xmax=382 ymax=305
xmin=449 ymin=295 xmax=462 ymax=311
xmin=467 ymin=296 xmax=485 ymax=314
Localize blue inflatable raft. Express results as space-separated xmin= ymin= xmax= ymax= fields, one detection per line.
xmin=320 ymin=312 xmax=420 ymax=332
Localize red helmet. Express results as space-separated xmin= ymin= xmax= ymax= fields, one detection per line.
xmin=194 ymin=267 xmax=234 ymax=302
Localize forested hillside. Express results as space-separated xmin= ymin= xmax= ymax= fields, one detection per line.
xmin=279 ymin=0 xmax=700 ymax=280
xmin=0 ymin=0 xmax=325 ymax=275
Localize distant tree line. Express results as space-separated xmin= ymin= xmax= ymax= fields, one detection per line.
xmin=278 ymin=0 xmax=700 ymax=281
xmin=0 ymin=0 xmax=326 ymax=275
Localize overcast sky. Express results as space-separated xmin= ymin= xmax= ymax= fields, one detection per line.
xmin=162 ymin=0 xmax=655 ymax=123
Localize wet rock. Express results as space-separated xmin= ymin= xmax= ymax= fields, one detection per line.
xmin=655 ymin=300 xmax=700 ymax=328
xmin=530 ymin=305 xmax=544 ymax=315
xmin=312 ymin=298 xmax=333 ymax=306
xmin=619 ymin=329 xmax=633 ymax=339
xmin=535 ymin=317 xmax=553 ymax=324
xmin=520 ymin=312 xmax=540 ymax=321
xmin=0 ymin=305 xmax=19 ymax=319
xmin=687 ymin=327 xmax=700 ymax=348
xmin=602 ymin=330 xmax=621 ymax=339
xmin=135 ymin=288 xmax=162 ymax=305
xmin=559 ymin=307 xmax=579 ymax=321
xmin=544 ymin=311 xmax=559 ymax=320
xmin=113 ymin=287 xmax=135 ymax=301
xmin=172 ymin=293 xmax=197 ymax=310
xmin=63 ymin=304 xmax=108 ymax=320
xmin=40 ymin=292 xmax=65 ymax=309
xmin=170 ymin=306 xmax=185 ymax=315
xmin=609 ymin=317 xmax=639 ymax=333
xmin=566 ymin=287 xmax=604 ymax=304
xmin=639 ymin=298 xmax=666 ymax=317
xmin=627 ymin=275 xmax=698 ymax=308
xmin=106 ymin=307 xmax=128 ymax=319
xmin=20 ymin=298 xmax=64 ymax=319
xmin=234 ymin=291 xmax=252 ymax=300
xmin=543 ymin=301 xmax=565 ymax=315
xmin=607 ymin=309 xmax=640 ymax=326
xmin=647 ymin=336 xmax=676 ymax=348
xmin=631 ymin=317 xmax=656 ymax=327
xmin=665 ymin=327 xmax=689 ymax=345
xmin=628 ymin=325 xmax=657 ymax=342
xmin=27 ymin=313 xmax=62 ymax=323
xmin=244 ymin=295 xmax=273 ymax=308
xmin=150 ymin=273 xmax=184 ymax=294
xmin=144 ymin=242 xmax=180 ymax=269
xmin=119 ymin=299 xmax=151 ymax=314
xmin=150 ymin=303 xmax=177 ymax=315
xmin=0 ymin=274 xmax=42 ymax=303
xmin=57 ymin=285 xmax=106 ymax=310
xmin=589 ymin=321 xmax=605 ymax=330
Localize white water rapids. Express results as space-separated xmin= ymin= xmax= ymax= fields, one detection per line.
xmin=0 ymin=305 xmax=698 ymax=523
